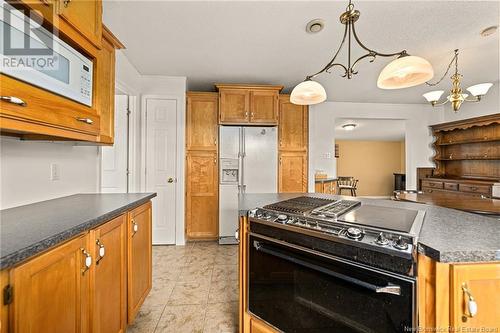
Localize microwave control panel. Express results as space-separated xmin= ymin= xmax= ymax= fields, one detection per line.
xmin=79 ymin=64 xmax=92 ymax=105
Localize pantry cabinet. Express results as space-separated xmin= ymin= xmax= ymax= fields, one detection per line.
xmin=127 ymin=202 xmax=153 ymax=324
xmin=10 ymin=234 xmax=91 ymax=333
xmin=216 ymin=84 xmax=282 ymax=125
xmin=186 ymin=92 xmax=219 ymax=151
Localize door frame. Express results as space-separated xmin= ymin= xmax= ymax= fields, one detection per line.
xmin=140 ymin=94 xmax=186 ymax=246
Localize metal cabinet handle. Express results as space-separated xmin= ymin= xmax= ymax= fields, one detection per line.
xmin=462 ymin=283 xmax=478 ymax=321
xmin=63 ymin=0 xmax=71 ymax=7
xmin=1 ymin=96 xmax=27 ymax=106
xmin=95 ymin=239 xmax=105 ymax=264
xmin=81 ymin=248 xmax=92 ymax=275
xmin=131 ymin=219 xmax=138 ymax=236
xmin=167 ymin=177 xmax=174 ymax=183
xmin=235 ymin=228 xmax=239 ymax=241
xmin=76 ymin=117 xmax=93 ymax=124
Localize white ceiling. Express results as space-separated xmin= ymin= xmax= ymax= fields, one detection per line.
xmin=103 ymin=0 xmax=500 ymax=104
xmin=334 ymin=118 xmax=405 ymax=141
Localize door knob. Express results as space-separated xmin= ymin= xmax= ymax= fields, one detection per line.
xmin=168 ymin=177 xmax=174 ymax=183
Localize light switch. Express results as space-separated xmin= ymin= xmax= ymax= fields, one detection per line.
xmin=324 ymin=153 xmax=332 ymax=159
xmin=50 ymin=163 xmax=60 ymax=181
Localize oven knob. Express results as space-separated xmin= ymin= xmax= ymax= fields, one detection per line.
xmin=277 ymin=214 xmax=288 ymax=224
xmin=346 ymin=227 xmax=363 ymax=240
xmin=375 ymin=233 xmax=390 ymax=246
xmin=393 ymin=236 xmax=409 ymax=250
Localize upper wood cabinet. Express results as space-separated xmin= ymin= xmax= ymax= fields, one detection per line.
xmin=185 ymin=151 xmax=218 ymax=240
xmin=10 ymin=234 xmax=91 ymax=333
xmin=186 ymin=92 xmax=219 ymax=150
xmin=278 ymin=151 xmax=308 ymax=193
xmin=278 ymin=95 xmax=308 ymax=151
xmin=216 ymin=84 xmax=282 ymax=125
xmin=127 ymin=202 xmax=152 ymax=324
xmin=58 ymin=0 xmax=103 ymax=47
xmin=450 ymin=263 xmax=500 ymax=330
xmin=91 ymin=215 xmax=127 ymax=333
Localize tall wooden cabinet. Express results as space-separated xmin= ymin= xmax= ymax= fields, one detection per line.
xmin=185 ymin=92 xmax=219 ymax=240
xmin=278 ymin=95 xmax=308 ymax=193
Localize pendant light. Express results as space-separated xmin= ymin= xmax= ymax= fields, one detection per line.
xmin=290 ymin=0 xmax=433 ymax=105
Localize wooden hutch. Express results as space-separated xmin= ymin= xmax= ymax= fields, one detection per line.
xmin=422 ymin=114 xmax=500 ymax=197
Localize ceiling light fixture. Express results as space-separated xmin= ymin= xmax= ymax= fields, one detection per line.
xmin=480 ymin=25 xmax=498 ymax=37
xmin=422 ymin=49 xmax=493 ymax=112
xmin=342 ymin=123 xmax=357 ymax=131
xmin=306 ymin=19 xmax=325 ymax=34
xmin=290 ymin=0 xmax=433 ymax=105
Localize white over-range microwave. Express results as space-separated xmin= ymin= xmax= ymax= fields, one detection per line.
xmin=0 ymin=1 xmax=93 ymax=106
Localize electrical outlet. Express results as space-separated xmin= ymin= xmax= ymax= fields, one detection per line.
xmin=50 ymin=163 xmax=60 ymax=181
xmin=324 ymin=152 xmax=332 ymax=159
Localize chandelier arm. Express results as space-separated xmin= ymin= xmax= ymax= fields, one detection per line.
xmin=325 ymin=63 xmax=349 ymax=77
xmin=426 ymin=50 xmax=459 ymax=87
xmin=431 ymin=99 xmax=449 ymax=107
xmin=464 ymin=96 xmax=481 ymax=103
xmin=306 ymin=22 xmax=349 ymax=80
xmin=350 ymin=21 xmax=406 ymax=58
xmin=350 ymin=52 xmax=377 ymax=75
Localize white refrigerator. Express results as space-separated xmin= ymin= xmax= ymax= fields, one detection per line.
xmin=219 ymin=126 xmax=277 ymax=244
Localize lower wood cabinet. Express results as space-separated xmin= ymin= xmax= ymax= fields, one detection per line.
xmin=10 ymin=233 xmax=91 ymax=333
xmin=185 ymin=151 xmax=218 ymax=240
xmin=3 ymin=201 xmax=152 ymax=333
xmin=278 ymin=152 xmax=308 ymax=193
xmin=315 ymin=180 xmax=336 ymax=194
xmin=91 ymin=214 xmax=127 ymax=333
xmin=127 ymin=202 xmax=153 ymax=323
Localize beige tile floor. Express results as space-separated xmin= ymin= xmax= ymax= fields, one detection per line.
xmin=127 ymin=241 xmax=239 ymax=333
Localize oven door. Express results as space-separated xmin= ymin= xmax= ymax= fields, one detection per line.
xmin=248 ymin=234 xmax=416 ymax=333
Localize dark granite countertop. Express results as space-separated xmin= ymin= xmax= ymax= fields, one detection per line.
xmin=314 ymin=178 xmax=337 ymax=183
xmin=0 ymin=193 xmax=156 ymax=270
xmin=238 ymin=193 xmax=500 ymax=263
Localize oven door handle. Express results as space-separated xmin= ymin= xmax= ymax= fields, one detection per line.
xmin=254 ymin=241 xmax=402 ymax=296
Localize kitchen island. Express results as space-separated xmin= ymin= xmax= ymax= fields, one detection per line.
xmin=0 ymin=193 xmax=156 ymax=333
xmin=238 ymin=193 xmax=500 ymax=333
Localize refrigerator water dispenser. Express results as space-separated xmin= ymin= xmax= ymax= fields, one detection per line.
xmin=220 ymin=158 xmax=239 ymax=184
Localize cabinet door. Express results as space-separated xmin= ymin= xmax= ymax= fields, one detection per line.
xmin=58 ymin=0 xmax=102 ymax=47
xmin=278 ymin=152 xmax=308 ymax=193
xmin=11 ymin=234 xmax=91 ymax=333
xmin=279 ymin=96 xmax=308 ymax=151
xmin=96 ymin=29 xmax=116 ymax=144
xmin=127 ymin=202 xmax=152 ymax=324
xmin=219 ymin=89 xmax=249 ymax=124
xmin=186 ymin=93 xmax=218 ymax=150
xmin=92 ymin=215 xmax=127 ymax=333
xmin=450 ymin=263 xmax=500 ymax=330
xmin=186 ymin=151 xmax=218 ymax=239
xmin=250 ymin=90 xmax=278 ymax=124
xmin=250 ymin=317 xmax=277 ymax=333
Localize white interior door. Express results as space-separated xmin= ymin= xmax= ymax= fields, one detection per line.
xmin=145 ymin=98 xmax=177 ymax=244
xmin=101 ymin=95 xmax=128 ymax=193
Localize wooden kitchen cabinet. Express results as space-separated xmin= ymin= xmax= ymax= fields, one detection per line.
xmin=216 ymin=84 xmax=282 ymax=125
xmin=10 ymin=234 xmax=91 ymax=333
xmin=278 ymin=151 xmax=308 ymax=193
xmin=57 ymin=0 xmax=103 ymax=47
xmin=278 ymin=95 xmax=308 ymax=151
xmin=315 ymin=179 xmax=336 ymax=194
xmin=91 ymin=214 xmax=127 ymax=333
xmin=127 ymin=202 xmax=152 ymax=324
xmin=418 ymin=254 xmax=500 ymax=331
xmin=186 ymin=92 xmax=219 ymax=150
xmin=185 ymin=151 xmax=219 ymax=239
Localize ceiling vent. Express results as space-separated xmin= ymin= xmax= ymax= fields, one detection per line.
xmin=306 ymin=19 xmax=325 ymax=34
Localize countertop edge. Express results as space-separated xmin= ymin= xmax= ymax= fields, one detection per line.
xmin=0 ymin=193 xmax=156 ymax=270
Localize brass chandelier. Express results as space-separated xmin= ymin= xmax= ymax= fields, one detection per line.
xmin=290 ymin=0 xmax=434 ymax=105
xmin=423 ymin=49 xmax=493 ymax=112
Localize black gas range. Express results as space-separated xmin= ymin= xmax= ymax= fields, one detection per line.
xmin=247 ymin=196 xmax=425 ymax=333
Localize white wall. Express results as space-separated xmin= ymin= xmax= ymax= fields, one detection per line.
xmin=309 ymin=102 xmax=444 ymax=192
xmin=0 ymin=138 xmax=100 ymax=209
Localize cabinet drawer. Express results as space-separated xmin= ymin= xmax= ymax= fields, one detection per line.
xmin=459 ymin=184 xmax=490 ymax=195
xmin=1 ymin=74 xmax=100 ymax=136
xmin=421 ymin=180 xmax=443 ymax=189
xmin=444 ymin=183 xmax=458 ymax=191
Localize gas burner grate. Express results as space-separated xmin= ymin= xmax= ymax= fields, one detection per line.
xmin=263 ymin=196 xmax=335 ymax=215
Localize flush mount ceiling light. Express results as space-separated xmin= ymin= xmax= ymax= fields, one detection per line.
xmin=290 ymin=0 xmax=433 ymax=105
xmin=342 ymin=123 xmax=357 ymax=131
xmin=480 ymin=25 xmax=498 ymax=37
xmin=422 ymin=49 xmax=493 ymax=112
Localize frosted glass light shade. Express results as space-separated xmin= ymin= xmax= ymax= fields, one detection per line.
xmin=423 ymin=90 xmax=444 ymax=102
xmin=377 ymin=56 xmax=434 ymax=89
xmin=466 ymin=83 xmax=493 ymax=96
xmin=290 ymin=80 xmax=327 ymax=105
